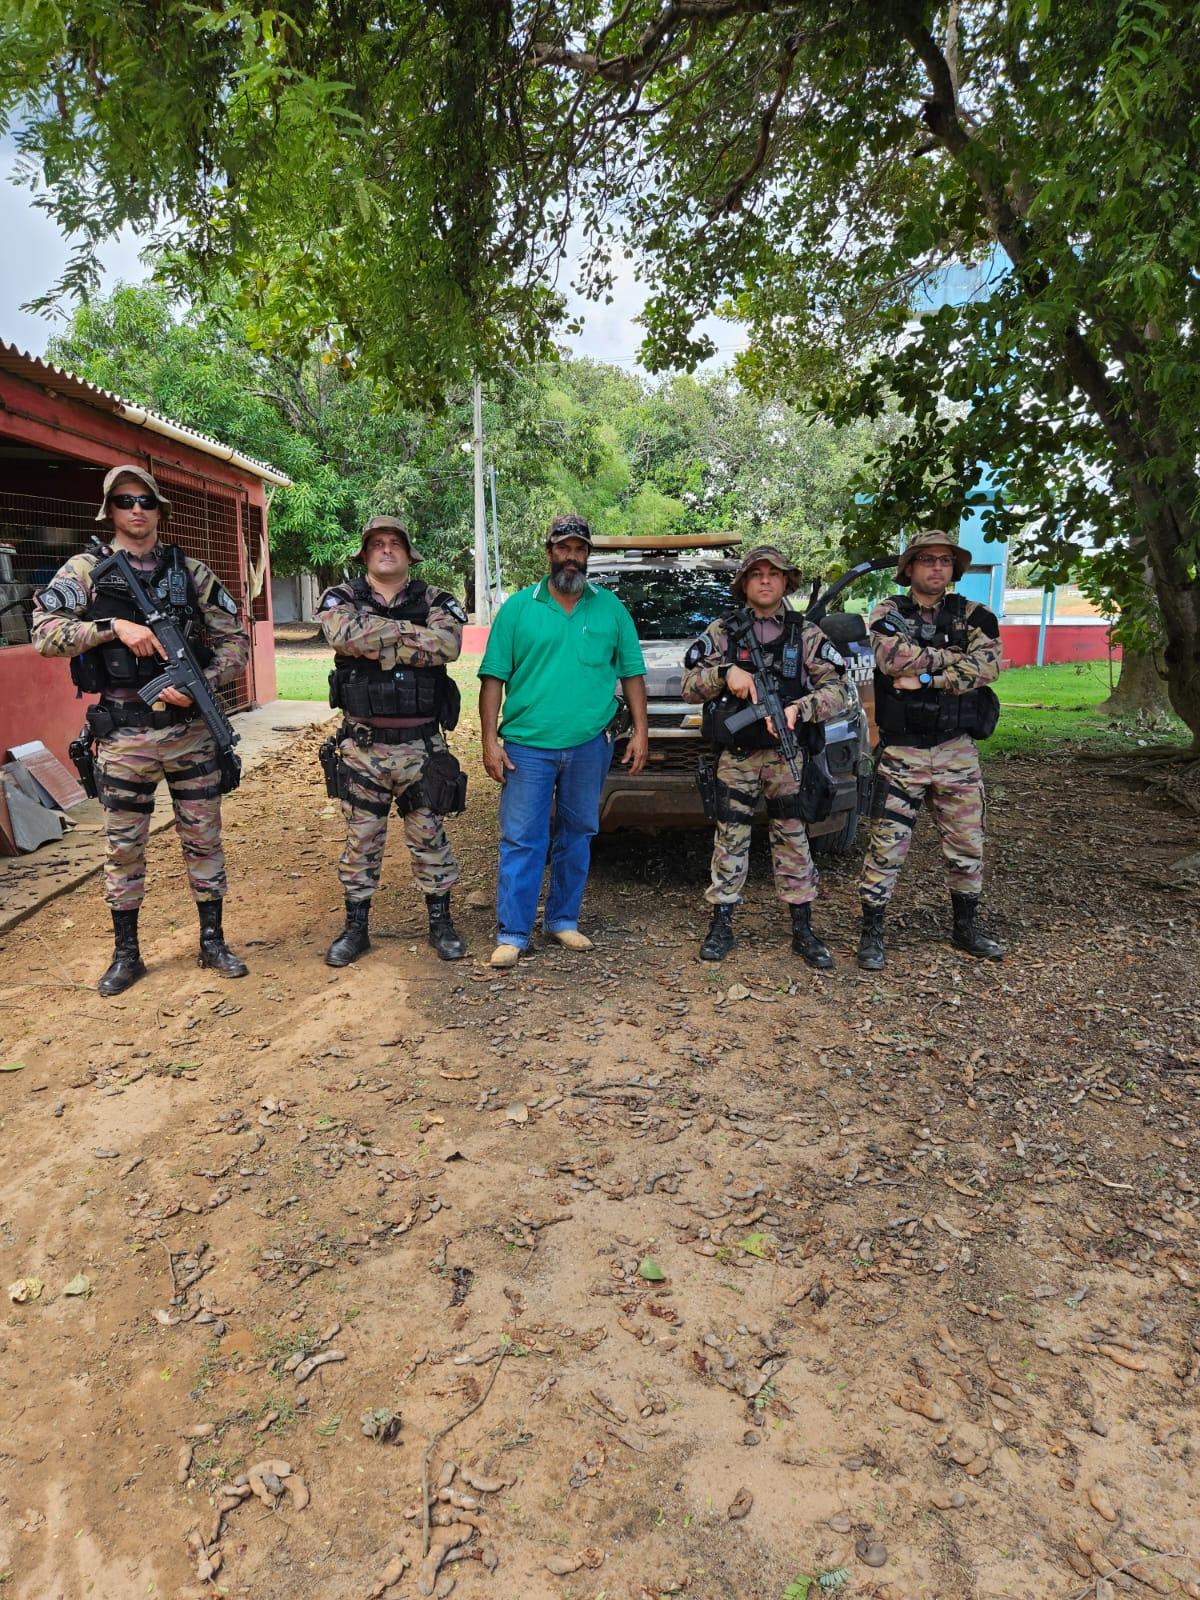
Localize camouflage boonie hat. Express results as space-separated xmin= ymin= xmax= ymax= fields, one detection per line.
xmin=731 ymin=544 xmax=801 ymax=602
xmin=96 ymin=464 xmax=171 ymax=523
xmin=897 ymin=529 xmax=970 ymax=583
xmin=354 ymin=515 xmax=423 ymax=564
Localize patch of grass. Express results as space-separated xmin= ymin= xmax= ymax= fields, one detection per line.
xmin=985 ymin=661 xmax=1186 ymax=759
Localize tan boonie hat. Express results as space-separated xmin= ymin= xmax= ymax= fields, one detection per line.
xmin=354 ymin=515 xmax=423 ymax=564
xmin=731 ymin=544 xmax=801 ymax=603
xmin=897 ymin=528 xmax=970 ymax=582
xmin=96 ymin=464 xmax=171 ymax=522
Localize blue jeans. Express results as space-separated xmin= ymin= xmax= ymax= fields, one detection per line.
xmin=496 ymin=732 xmax=614 ymax=948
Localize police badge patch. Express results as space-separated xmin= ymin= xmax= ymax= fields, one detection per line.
xmin=442 ymin=596 xmax=468 ymax=625
xmin=35 ymin=576 xmax=90 ymax=614
xmin=683 ymin=633 xmax=716 ymax=669
xmin=211 ymin=583 xmax=239 ymax=616
xmin=818 ymin=638 xmax=846 ymax=669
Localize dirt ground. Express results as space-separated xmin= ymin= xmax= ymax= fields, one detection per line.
xmin=2 ymin=726 xmax=1199 ymax=1600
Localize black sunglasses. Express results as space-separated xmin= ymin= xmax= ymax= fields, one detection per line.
xmin=110 ymin=493 xmax=159 ymax=510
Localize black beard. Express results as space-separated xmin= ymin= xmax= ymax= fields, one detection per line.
xmin=550 ymin=561 xmax=587 ymax=596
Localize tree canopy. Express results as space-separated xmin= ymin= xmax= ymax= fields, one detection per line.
xmin=6 ymin=0 xmax=1199 ymax=738
xmin=47 ymin=284 xmax=898 ymax=596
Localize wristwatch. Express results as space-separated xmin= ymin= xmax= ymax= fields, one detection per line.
xmin=917 ymin=672 xmax=934 ymax=687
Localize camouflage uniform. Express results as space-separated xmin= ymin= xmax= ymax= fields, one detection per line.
xmin=317 ymin=581 xmax=463 ymax=902
xmin=859 ymin=593 xmax=1001 ymax=909
xmin=32 ymin=544 xmax=248 ymax=910
xmin=682 ymin=612 xmax=851 ymax=907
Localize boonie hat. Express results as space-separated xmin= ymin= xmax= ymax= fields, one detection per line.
xmin=546 ymin=514 xmax=593 ymax=548
xmin=897 ymin=528 xmax=970 ymax=583
xmin=96 ymin=464 xmax=171 ymax=522
xmin=354 ymin=515 xmax=423 ymax=564
xmin=731 ymin=544 xmax=801 ymax=602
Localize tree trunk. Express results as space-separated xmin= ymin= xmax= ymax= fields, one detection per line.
xmin=1103 ymin=648 xmax=1171 ymax=717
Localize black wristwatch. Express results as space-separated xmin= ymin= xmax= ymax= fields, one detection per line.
xmin=917 ymin=672 xmax=934 ymax=687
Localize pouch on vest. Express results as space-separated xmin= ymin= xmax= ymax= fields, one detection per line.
xmin=70 ymin=649 xmax=106 ymax=695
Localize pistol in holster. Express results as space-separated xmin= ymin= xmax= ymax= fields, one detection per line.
xmin=318 ymin=734 xmax=341 ymax=799
xmin=68 ymin=725 xmax=98 ymax=800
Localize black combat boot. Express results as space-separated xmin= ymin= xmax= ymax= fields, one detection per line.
xmin=857 ymin=904 xmax=886 ymax=971
xmin=325 ymin=898 xmax=371 ymax=967
xmin=98 ymin=908 xmax=146 ymax=996
xmin=950 ymin=892 xmax=1005 ymax=960
xmin=699 ymin=904 xmax=736 ymax=962
xmin=790 ymin=902 xmax=833 ymax=969
xmin=426 ymin=893 xmax=466 ymax=961
xmin=197 ymin=900 xmax=249 ymax=977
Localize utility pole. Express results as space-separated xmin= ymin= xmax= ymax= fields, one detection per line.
xmin=472 ymin=375 xmax=489 ymax=624
xmin=487 ymin=463 xmax=504 ymax=608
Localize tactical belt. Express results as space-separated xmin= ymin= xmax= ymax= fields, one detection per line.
xmin=342 ymin=718 xmax=440 ymax=747
xmin=99 ymin=696 xmax=196 ymax=732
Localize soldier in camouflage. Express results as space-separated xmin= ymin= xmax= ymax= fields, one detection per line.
xmin=857 ymin=529 xmax=1005 ymax=969
xmin=682 ymin=546 xmax=851 ymax=967
xmin=32 ymin=464 xmax=250 ymax=995
xmin=317 ymin=516 xmax=468 ymax=966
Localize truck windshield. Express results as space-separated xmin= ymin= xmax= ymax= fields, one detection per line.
xmin=591 ymin=568 xmax=735 ymax=639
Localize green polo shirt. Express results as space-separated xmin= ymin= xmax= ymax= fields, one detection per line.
xmin=478 ymin=578 xmax=645 ymax=749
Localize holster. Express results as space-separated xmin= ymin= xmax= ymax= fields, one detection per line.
xmin=318 ymin=734 xmax=340 ymax=799
xmin=68 ymin=727 xmax=98 ymax=799
xmin=695 ymin=755 xmax=756 ymax=824
xmin=419 ymin=748 xmax=467 ymax=816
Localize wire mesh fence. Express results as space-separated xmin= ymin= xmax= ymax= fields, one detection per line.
xmin=0 ymin=464 xmax=260 ymax=713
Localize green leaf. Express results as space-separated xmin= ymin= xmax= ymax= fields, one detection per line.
xmin=783 ymin=1578 xmax=812 ymax=1600
xmin=316 ymin=1414 xmax=341 ymax=1436
xmin=738 ymin=1232 xmax=775 ymax=1260
xmin=637 ymin=1255 xmax=666 ymax=1282
xmin=62 ymin=1274 xmax=91 ymax=1297
xmin=0 ymin=1062 xmax=25 ymax=1072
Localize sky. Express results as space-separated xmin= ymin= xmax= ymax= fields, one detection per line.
xmin=0 ymin=141 xmax=743 ymax=374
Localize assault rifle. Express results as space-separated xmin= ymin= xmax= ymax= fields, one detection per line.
xmin=91 ymin=548 xmax=243 ymax=793
xmin=722 ymin=608 xmax=804 ymax=785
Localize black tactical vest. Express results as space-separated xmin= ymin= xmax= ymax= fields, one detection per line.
xmin=70 ymin=540 xmax=210 ymax=694
xmin=328 ymin=578 xmax=460 ymax=728
xmin=704 ymin=609 xmax=819 ymax=755
xmin=874 ymin=593 xmax=1000 ymax=748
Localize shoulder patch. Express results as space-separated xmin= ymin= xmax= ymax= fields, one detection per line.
xmin=319 ymin=587 xmax=354 ymax=612
xmin=969 ymin=604 xmax=1000 ymax=640
xmin=209 ymin=583 xmax=239 ymax=616
xmin=683 ymin=632 xmax=718 ymax=670
xmin=817 ymin=638 xmax=846 ymax=669
xmin=440 ymin=595 xmax=468 ymax=625
xmin=35 ymin=575 xmax=90 ymax=614
xmin=871 ymin=616 xmax=900 ymax=636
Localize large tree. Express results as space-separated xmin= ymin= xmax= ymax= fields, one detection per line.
xmin=7 ymin=2 xmax=1199 ymax=742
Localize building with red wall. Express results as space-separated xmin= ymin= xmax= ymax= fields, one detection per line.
xmin=0 ymin=342 xmax=290 ymax=772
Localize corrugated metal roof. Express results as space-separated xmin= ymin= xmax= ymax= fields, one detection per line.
xmin=0 ymin=340 xmax=293 ymax=487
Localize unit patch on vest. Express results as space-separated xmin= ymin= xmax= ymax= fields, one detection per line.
xmin=320 ymin=588 xmax=352 ymax=611
xmin=35 ymin=576 xmax=90 ymax=614
xmin=441 ymin=596 xmax=468 ymax=625
xmin=817 ymin=638 xmax=846 ymax=669
xmin=211 ymin=583 xmax=239 ymax=616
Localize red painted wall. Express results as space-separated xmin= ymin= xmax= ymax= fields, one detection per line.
xmin=999 ymin=622 xmax=1119 ymax=668
xmin=0 ymin=648 xmax=91 ymax=770
xmin=0 ymin=360 xmax=280 ymax=773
